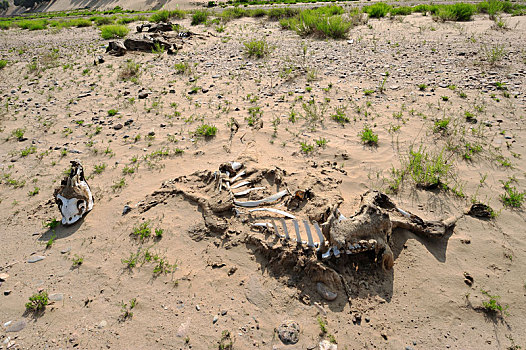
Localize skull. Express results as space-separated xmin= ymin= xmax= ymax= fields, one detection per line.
xmin=54 ymin=160 xmax=93 ymax=225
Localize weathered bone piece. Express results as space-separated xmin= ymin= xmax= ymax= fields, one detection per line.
xmin=234 ymin=190 xmax=289 ymax=207
xmin=54 ymin=160 xmax=93 ymax=226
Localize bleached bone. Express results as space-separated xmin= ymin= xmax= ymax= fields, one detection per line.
xmin=293 ymin=220 xmax=303 ymax=243
xmin=252 ymin=222 xmax=273 ymax=229
xmin=54 ymin=160 xmax=93 ymax=226
xmin=229 ymin=170 xmax=246 ymax=183
xmin=313 ymin=222 xmax=325 ymax=247
xmin=271 ymin=220 xmax=282 ymax=238
xmin=231 ymin=161 xmax=242 ymax=171
xmin=280 ymin=218 xmax=290 ymax=239
xmin=234 ymin=187 xmax=265 ymax=197
xmin=248 ymin=207 xmax=296 ymax=219
xmin=303 ymin=220 xmax=315 ymax=248
xmin=322 ymin=247 xmax=332 ymax=259
xmin=231 ymin=181 xmax=251 ymax=189
xmin=333 ymin=246 xmax=341 ymax=258
xmin=234 ymin=190 xmax=288 ymax=207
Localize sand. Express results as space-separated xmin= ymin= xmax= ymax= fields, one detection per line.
xmin=0 ymin=10 xmax=525 ymax=349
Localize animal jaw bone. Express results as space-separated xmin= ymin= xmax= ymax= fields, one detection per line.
xmin=54 ymin=160 xmax=93 ymax=226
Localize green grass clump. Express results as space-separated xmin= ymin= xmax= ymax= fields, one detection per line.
xmin=100 ymin=24 xmax=129 ymax=39
xmin=191 ymin=10 xmax=208 ymax=25
xmin=221 ymin=7 xmax=248 ymax=21
xmin=150 ymin=9 xmax=186 ymax=22
xmin=359 ymin=126 xmax=378 ymax=145
xmin=194 ymin=124 xmax=217 ymax=137
xmin=434 ymin=3 xmax=475 ymax=22
xmin=267 ymin=7 xmax=299 ymax=20
xmin=0 ymin=21 xmax=11 ymax=30
xmin=481 ymin=290 xmax=508 ymax=315
xmin=243 ymin=39 xmax=273 ymax=58
xmin=500 ymin=179 xmax=525 ymax=208
xmin=17 ymin=19 xmax=48 ymax=30
xmin=281 ymin=6 xmax=353 ymax=39
xmin=93 ymin=16 xmax=115 ymax=26
xmin=0 ymin=59 xmax=7 ymax=69
xmin=132 ymin=221 xmax=152 ymax=240
xmin=390 ymin=6 xmax=414 ymax=16
xmin=364 ymin=2 xmax=392 ymax=18
xmin=25 ymin=291 xmax=49 ymax=312
xmin=406 ymin=146 xmax=450 ymax=188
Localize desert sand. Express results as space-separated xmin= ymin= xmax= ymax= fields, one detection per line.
xmin=0 ymin=8 xmax=526 ymax=350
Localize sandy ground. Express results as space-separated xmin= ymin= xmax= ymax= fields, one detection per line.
xmin=0 ymin=11 xmax=526 ymax=350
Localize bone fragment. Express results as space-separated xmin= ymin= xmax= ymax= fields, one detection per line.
xmin=303 ymin=220 xmax=315 ymax=248
xmin=322 ymin=247 xmax=332 ymax=259
xmin=231 ymin=162 xmax=242 ymax=170
xmin=313 ymin=222 xmax=324 ymax=247
xmin=271 ymin=220 xmax=282 ymax=238
xmin=234 ymin=187 xmax=265 ymax=197
xmin=333 ymin=246 xmax=341 ymax=258
xmin=252 ymin=222 xmax=272 ymax=229
xmin=229 ymin=170 xmax=246 ymax=183
xmin=231 ymin=181 xmax=251 ymax=189
xmin=248 ymin=208 xmax=296 ymax=219
xmin=293 ymin=220 xmax=302 ymax=243
xmin=280 ymin=218 xmax=290 ymax=239
xmin=234 ymin=190 xmax=288 ymax=207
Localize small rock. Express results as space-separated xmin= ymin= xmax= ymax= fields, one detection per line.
xmin=4 ymin=290 xmax=12 ymax=296
xmin=196 ymin=305 xmax=200 ymax=311
xmin=97 ymin=320 xmax=107 ymax=329
xmin=122 ymin=205 xmax=132 ymax=215
xmin=213 ymin=315 xmax=218 ymax=324
xmin=277 ymin=320 xmax=300 ymax=345
xmin=319 ymin=340 xmax=337 ymax=350
xmin=316 ymin=282 xmax=337 ymax=301
xmin=61 ymin=247 xmax=71 ymax=254
xmin=138 ymin=92 xmax=149 ymax=99
xmin=221 ymin=310 xmax=227 ymax=316
xmin=6 ymin=320 xmax=26 ymax=332
xmin=113 ymin=124 xmax=123 ymax=130
xmin=0 ymin=273 xmax=9 ymax=281
xmin=28 ymin=255 xmax=45 ymax=263
xmin=124 ymin=119 xmax=134 ymax=126
xmin=49 ymin=293 xmax=63 ymax=302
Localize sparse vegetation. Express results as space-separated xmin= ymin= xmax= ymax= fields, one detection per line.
xmin=25 ymin=291 xmax=49 ymax=312
xmin=100 ymin=24 xmax=130 ymax=39
xmin=243 ymin=39 xmax=273 ymax=58
xmin=359 ymin=126 xmax=378 ymax=145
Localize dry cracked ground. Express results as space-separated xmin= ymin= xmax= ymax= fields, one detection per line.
xmin=0 ymin=9 xmax=526 ymax=350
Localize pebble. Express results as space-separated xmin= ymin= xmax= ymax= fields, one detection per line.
xmin=113 ymin=124 xmax=123 ymax=130
xmin=277 ymin=320 xmax=300 ymax=345
xmin=49 ymin=293 xmax=63 ymax=302
xmin=0 ymin=273 xmax=8 ymax=281
xmin=213 ymin=315 xmax=218 ymax=324
xmin=122 ymin=205 xmax=132 ymax=215
xmin=316 ymin=282 xmax=337 ymax=301
xmin=4 ymin=290 xmax=11 ymax=296
xmin=195 ymin=305 xmax=200 ymax=311
xmin=6 ymin=320 xmax=26 ymax=332
xmin=61 ymin=247 xmax=71 ymax=254
xmin=28 ymin=255 xmax=45 ymax=263
xmin=97 ymin=320 xmax=107 ymax=329
xmin=138 ymin=92 xmax=149 ymax=99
